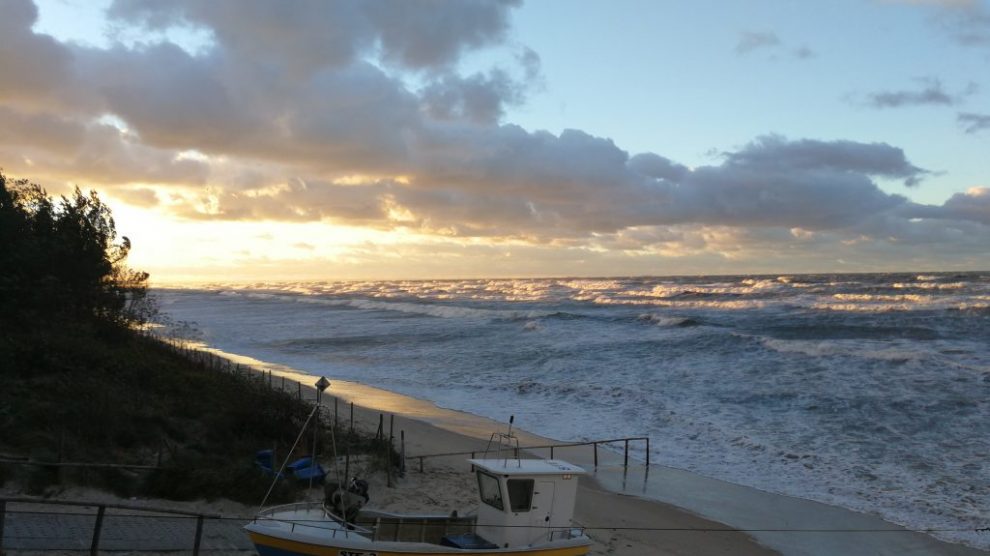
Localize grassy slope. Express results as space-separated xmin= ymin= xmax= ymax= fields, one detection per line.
xmin=0 ymin=320 xmax=386 ymax=504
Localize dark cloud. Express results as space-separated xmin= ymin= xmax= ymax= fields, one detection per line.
xmin=168 ymin=134 xmax=923 ymax=240
xmin=939 ymin=187 xmax=990 ymax=224
xmin=0 ymin=0 xmax=82 ymax=110
xmin=0 ymin=107 xmax=86 ymax=154
xmin=420 ymin=69 xmax=525 ymax=124
xmin=735 ymin=31 xmax=781 ymax=54
xmin=907 ymin=187 xmax=990 ymax=225
xmin=863 ymin=79 xmax=976 ymax=109
xmin=719 ymin=135 xmax=927 ymax=186
xmin=958 ymin=112 xmax=990 ymax=133
xmin=108 ymin=0 xmax=519 ymax=73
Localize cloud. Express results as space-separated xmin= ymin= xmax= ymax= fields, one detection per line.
xmin=735 ymin=31 xmax=782 ymax=54
xmin=0 ymin=0 xmax=986 ymax=274
xmin=419 ymin=69 xmax=526 ymax=124
xmin=112 ymin=187 xmax=160 ymax=207
xmin=958 ymin=112 xmax=990 ymax=133
xmin=862 ymin=78 xmax=976 ymax=108
xmin=166 ymin=133 xmax=924 ymax=241
xmin=908 ymin=186 xmax=990 ymax=224
xmin=108 ymin=0 xmax=520 ymax=73
xmin=886 ymin=0 xmax=990 ymax=48
xmin=735 ymin=31 xmax=816 ymax=60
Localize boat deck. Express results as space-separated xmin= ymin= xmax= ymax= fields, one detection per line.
xmin=252 ymin=503 xmax=478 ymax=545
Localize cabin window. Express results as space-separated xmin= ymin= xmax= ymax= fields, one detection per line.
xmin=477 ymin=471 xmax=504 ymax=511
xmin=507 ymin=479 xmax=534 ymax=512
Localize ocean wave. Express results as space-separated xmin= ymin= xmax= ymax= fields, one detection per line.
xmin=637 ymin=314 xmax=702 ymax=327
xmin=155 ymin=272 xmax=990 ymax=549
xmin=758 ymin=337 xmax=934 ymax=362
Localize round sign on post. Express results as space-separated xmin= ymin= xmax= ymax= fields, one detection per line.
xmin=315 ymin=376 xmax=330 ymax=392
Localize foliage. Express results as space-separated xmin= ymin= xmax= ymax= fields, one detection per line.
xmin=0 ymin=172 xmax=398 ymax=503
xmin=0 ymin=172 xmax=153 ymax=328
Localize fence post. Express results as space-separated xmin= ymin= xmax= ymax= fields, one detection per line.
xmin=90 ymin=505 xmax=106 ymax=556
xmin=192 ymin=515 xmax=204 ymax=555
xmin=623 ymin=439 xmax=629 ymax=469
xmin=593 ymin=442 xmax=598 ymax=468
xmin=419 ymin=456 xmax=424 ymax=473
xmin=350 ymin=402 xmax=354 ymax=435
xmin=297 ymin=382 xmax=302 ymax=401
xmin=1 ymin=499 xmax=7 ymax=553
xmin=400 ymin=430 xmax=406 ymax=477
xmin=334 ymin=397 xmax=339 ymax=430
xmin=386 ymin=415 xmax=395 ymax=488
xmin=550 ymin=445 xmax=554 ymax=459
xmin=645 ymin=438 xmax=650 ymax=467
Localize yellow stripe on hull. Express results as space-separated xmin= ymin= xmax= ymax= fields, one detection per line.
xmin=248 ymin=531 xmax=590 ymax=556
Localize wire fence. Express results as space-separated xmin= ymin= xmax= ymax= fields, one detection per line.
xmin=2 ymin=496 xmax=987 ymax=555
xmin=0 ymin=498 xmax=248 ymax=554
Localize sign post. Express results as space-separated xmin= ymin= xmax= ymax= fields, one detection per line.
xmin=311 ymin=377 xmax=331 ymax=490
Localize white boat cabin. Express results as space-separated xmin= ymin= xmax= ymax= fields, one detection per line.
xmin=468 ymin=459 xmax=585 ymax=549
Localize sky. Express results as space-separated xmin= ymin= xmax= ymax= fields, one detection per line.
xmin=1 ymin=0 xmax=988 ymax=283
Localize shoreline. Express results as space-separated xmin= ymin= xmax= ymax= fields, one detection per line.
xmin=194 ymin=343 xmax=986 ymax=555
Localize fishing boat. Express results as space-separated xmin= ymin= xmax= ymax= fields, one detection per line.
xmin=246 ymin=383 xmax=590 ymax=556
xmin=244 ymin=457 xmax=592 ymax=555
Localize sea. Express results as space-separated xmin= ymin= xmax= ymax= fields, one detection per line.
xmin=156 ymin=272 xmax=990 ymax=549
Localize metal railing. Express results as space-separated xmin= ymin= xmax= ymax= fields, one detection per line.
xmin=409 ymin=435 xmax=651 ymax=473
xmin=0 ymin=497 xmax=231 ymax=555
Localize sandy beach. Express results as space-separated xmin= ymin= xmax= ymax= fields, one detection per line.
xmin=221 ymin=349 xmax=778 ymax=556
xmin=223 ymin=348 xmax=989 ymax=556
xmin=9 ymin=345 xmax=986 ymax=555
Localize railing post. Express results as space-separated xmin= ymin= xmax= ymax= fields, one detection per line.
xmin=593 ymin=442 xmax=598 ymax=468
xmin=623 ymin=439 xmax=629 ymax=469
xmin=550 ymin=445 xmax=554 ymax=459
xmin=645 ymin=438 xmax=650 ymax=467
xmin=90 ymin=505 xmax=106 ymax=556
xmin=192 ymin=515 xmax=204 ymax=555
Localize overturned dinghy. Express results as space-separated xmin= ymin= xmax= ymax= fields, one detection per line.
xmin=244 ymin=458 xmax=591 ymax=555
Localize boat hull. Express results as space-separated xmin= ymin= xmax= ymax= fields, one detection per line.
xmin=247 ymin=530 xmax=590 ymax=556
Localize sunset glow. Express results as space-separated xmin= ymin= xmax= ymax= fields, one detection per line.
xmin=2 ymin=0 xmax=988 ymax=283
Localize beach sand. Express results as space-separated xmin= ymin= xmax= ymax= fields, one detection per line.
xmin=11 ymin=346 xmax=987 ymax=555
xmin=206 ymin=350 xmax=779 ymax=555
xmin=228 ymin=350 xmax=988 ymax=556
